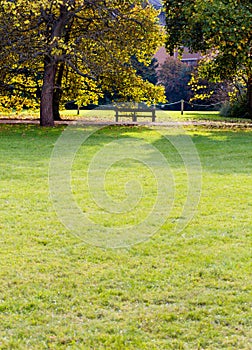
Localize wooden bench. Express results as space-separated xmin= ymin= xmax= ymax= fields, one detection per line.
xmin=115 ymin=107 xmax=156 ymax=122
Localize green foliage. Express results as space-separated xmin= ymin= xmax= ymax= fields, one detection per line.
xmin=220 ymin=94 xmax=250 ymax=118
xmin=165 ymin=0 xmax=252 ymax=73
xmin=189 ymin=73 xmax=236 ymax=107
xmin=157 ymin=57 xmax=233 ymax=108
xmin=132 ymin=57 xmax=159 ymax=86
xmin=0 ymin=0 xmax=166 ymax=125
xmin=164 ymin=0 xmax=252 ymax=116
xmin=157 ymin=56 xmax=232 ymax=109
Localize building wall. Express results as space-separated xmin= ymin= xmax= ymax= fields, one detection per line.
xmin=154 ymin=47 xmax=201 ymax=67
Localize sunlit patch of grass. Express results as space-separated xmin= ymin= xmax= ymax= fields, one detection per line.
xmin=1 ymin=108 xmax=251 ymax=124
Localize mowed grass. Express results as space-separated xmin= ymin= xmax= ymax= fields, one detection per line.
xmin=1 ymin=108 xmax=252 ymax=123
xmin=0 ymin=123 xmax=251 ymax=349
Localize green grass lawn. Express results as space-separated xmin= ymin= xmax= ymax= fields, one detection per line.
xmin=1 ymin=108 xmax=252 ymax=123
xmin=0 ymin=123 xmax=251 ymax=349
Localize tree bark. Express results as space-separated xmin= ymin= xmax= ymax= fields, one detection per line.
xmin=247 ymin=76 xmax=252 ymax=118
xmin=40 ymin=59 xmax=56 ymax=126
xmin=53 ymin=94 xmax=61 ymax=121
xmin=53 ymin=63 xmax=65 ymax=121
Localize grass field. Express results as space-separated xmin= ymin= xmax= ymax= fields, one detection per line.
xmin=1 ymin=108 xmax=252 ymax=124
xmin=0 ymin=122 xmax=251 ymax=349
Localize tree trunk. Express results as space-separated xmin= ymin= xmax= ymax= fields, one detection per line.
xmin=53 ymin=63 xmax=65 ymax=121
xmin=247 ymin=76 xmax=252 ymax=118
xmin=40 ymin=59 xmax=56 ymax=126
xmin=52 ymin=89 xmax=62 ymax=121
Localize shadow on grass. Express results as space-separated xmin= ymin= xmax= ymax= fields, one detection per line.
xmin=0 ymin=124 xmax=251 ymax=176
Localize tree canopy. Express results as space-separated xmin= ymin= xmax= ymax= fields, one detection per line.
xmin=0 ymin=0 xmax=166 ymax=125
xmin=164 ymin=0 xmax=252 ymax=117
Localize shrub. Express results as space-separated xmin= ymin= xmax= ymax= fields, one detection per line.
xmin=220 ymin=94 xmax=250 ymax=119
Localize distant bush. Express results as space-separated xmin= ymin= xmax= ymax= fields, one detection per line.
xmin=220 ymin=94 xmax=251 ymax=119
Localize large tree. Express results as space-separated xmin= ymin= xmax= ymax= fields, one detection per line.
xmin=0 ymin=0 xmax=165 ymax=126
xmin=164 ymin=0 xmax=252 ymax=117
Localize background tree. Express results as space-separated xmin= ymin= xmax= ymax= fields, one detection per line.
xmin=157 ymin=56 xmax=234 ymax=110
xmin=0 ymin=0 xmax=166 ymax=126
xmin=158 ymin=56 xmax=193 ymax=104
xmin=164 ymin=0 xmax=252 ymax=117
